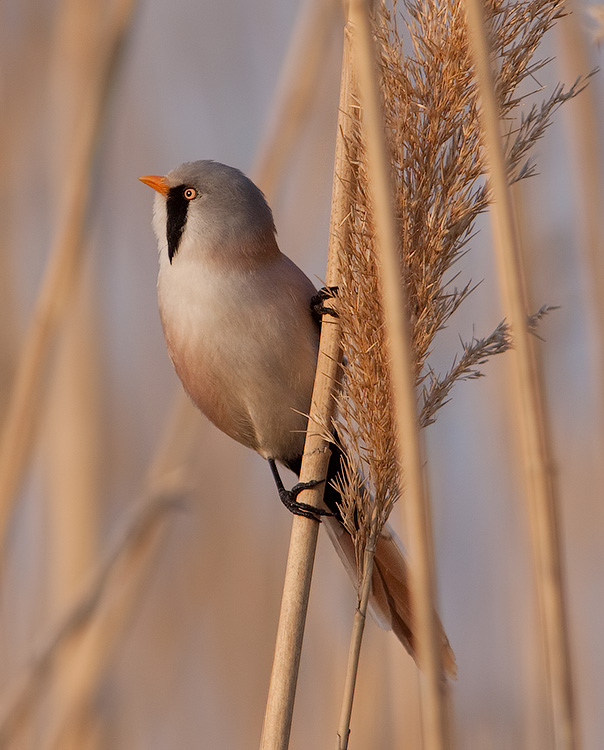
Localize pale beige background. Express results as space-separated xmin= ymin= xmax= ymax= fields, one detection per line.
xmin=1 ymin=0 xmax=603 ymax=748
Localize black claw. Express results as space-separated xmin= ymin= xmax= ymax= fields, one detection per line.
xmin=268 ymin=457 xmax=332 ymax=522
xmin=311 ymin=286 xmax=339 ymax=324
xmin=278 ymin=479 xmax=333 ymax=521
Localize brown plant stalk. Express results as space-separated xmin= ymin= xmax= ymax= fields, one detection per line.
xmin=344 ymin=1 xmax=450 ymax=749
xmin=0 ymin=491 xmax=179 ymax=744
xmin=556 ymin=5 xmax=604 ymax=433
xmin=463 ymin=0 xmax=578 ymax=746
xmin=331 ymin=0 xmax=586 ymax=744
xmin=252 ymin=0 xmax=341 ymax=198
xmin=259 ymin=18 xmax=351 ymax=750
xmin=336 ymin=521 xmax=379 ymax=750
xmin=333 ymin=0 xmax=587 ymax=608
xmin=0 ymin=0 xmax=139 ymax=562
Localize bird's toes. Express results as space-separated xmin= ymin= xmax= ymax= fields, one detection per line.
xmin=279 ymin=479 xmax=332 ymax=521
xmin=311 ymin=286 xmax=339 ymax=323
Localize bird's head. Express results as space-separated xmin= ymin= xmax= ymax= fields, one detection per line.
xmin=140 ymin=160 xmax=278 ymax=269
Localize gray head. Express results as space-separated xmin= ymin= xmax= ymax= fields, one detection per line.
xmin=142 ymin=161 xmax=278 ymax=266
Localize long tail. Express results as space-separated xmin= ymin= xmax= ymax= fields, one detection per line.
xmin=321 ymin=444 xmax=457 ymax=677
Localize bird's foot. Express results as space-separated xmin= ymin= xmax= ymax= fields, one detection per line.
xmin=278 ymin=479 xmax=333 ymax=522
xmin=311 ymin=286 xmax=339 ymax=323
xmin=268 ymin=457 xmax=332 ymax=522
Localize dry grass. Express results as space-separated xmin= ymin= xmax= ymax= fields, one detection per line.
xmin=329 ymin=0 xmax=587 ymax=745
xmin=464 ymin=0 xmax=578 ymax=744
xmin=333 ymin=0 xmax=587 ymax=585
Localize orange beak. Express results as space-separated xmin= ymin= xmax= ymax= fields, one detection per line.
xmin=139 ymin=175 xmax=169 ymax=195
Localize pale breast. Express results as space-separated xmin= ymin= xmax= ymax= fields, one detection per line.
xmin=157 ymin=252 xmax=319 ymax=463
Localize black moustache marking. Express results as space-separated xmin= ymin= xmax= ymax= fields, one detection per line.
xmin=166 ymin=185 xmax=190 ymax=263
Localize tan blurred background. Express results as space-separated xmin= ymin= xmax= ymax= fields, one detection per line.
xmin=1 ymin=0 xmax=603 ymax=747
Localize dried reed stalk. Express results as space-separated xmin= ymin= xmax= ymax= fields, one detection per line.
xmin=0 ymin=392 xmax=196 ymax=746
xmin=556 ymin=6 xmax=604 ymax=430
xmin=336 ymin=530 xmax=377 ymax=750
xmin=0 ymin=14 xmax=45 ymax=424
xmin=45 ymin=3 xmax=106 ymax=744
xmin=252 ymin=0 xmax=341 ymax=197
xmin=0 ymin=0 xmax=139 ymax=561
xmin=0 ymin=491 xmax=178 ymax=744
xmin=42 ymin=502 xmax=172 ymax=750
xmin=330 ymin=0 xmax=585 ymax=745
xmin=259 ymin=22 xmax=351 ymax=750
xmin=45 ymin=269 xmax=101 ymax=750
xmin=463 ymin=0 xmax=577 ymax=747
xmin=334 ymin=0 xmax=585 ymax=463
xmin=345 ymin=2 xmax=450 ymax=749
xmin=24 ymin=388 xmax=202 ymax=748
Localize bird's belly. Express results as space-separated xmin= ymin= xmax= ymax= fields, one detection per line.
xmin=160 ymin=290 xmax=317 ymax=463
xmin=170 ymin=338 xmax=259 ymax=448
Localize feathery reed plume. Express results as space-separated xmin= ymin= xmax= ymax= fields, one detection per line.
xmin=330 ymin=0 xmax=587 ymax=725
xmin=337 ymin=1 xmax=451 ymax=746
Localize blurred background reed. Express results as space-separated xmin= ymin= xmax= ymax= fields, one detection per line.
xmin=0 ymin=0 xmax=603 ymax=747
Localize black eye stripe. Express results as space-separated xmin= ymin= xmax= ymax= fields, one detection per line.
xmin=166 ymin=185 xmax=191 ymax=263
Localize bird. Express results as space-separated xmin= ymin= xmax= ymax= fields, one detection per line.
xmin=140 ymin=160 xmax=455 ymax=675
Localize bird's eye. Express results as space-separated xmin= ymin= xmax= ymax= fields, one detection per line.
xmin=183 ymin=187 xmax=197 ymax=200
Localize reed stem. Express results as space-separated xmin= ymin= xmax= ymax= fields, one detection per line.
xmin=259 ymin=15 xmax=353 ymax=748
xmin=347 ymin=1 xmax=451 ymax=748
xmin=0 ymin=0 xmax=138 ymax=560
xmin=335 ymin=536 xmax=377 ymax=750
xmin=463 ymin=0 xmax=578 ymax=747
xmin=556 ymin=7 xmax=604 ymax=437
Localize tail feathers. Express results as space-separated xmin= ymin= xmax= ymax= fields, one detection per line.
xmin=323 ymin=517 xmax=457 ymax=678
xmin=372 ymin=525 xmax=457 ymax=677
xmin=293 ymin=442 xmax=456 ymax=675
